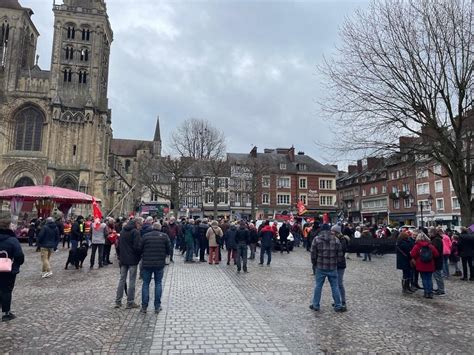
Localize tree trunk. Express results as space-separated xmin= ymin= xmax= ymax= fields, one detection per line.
xmin=460 ymin=200 xmax=474 ymax=227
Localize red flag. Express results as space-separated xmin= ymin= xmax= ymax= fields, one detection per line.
xmin=297 ymin=200 xmax=307 ymax=215
xmin=92 ymin=197 xmax=103 ymax=220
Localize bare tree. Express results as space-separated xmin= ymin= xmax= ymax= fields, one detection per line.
xmin=136 ymin=153 xmax=193 ymax=217
xmin=170 ymin=118 xmax=226 ymax=160
xmin=321 ymin=0 xmax=474 ymax=225
xmin=204 ymin=158 xmax=230 ymax=219
xmin=229 ymin=151 xmax=273 ymax=220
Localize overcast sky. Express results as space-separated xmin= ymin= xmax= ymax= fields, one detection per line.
xmin=22 ymin=0 xmax=368 ymax=165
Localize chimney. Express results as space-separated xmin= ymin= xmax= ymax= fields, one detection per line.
xmin=357 ymin=160 xmax=363 ymax=173
xmin=297 ymin=151 xmax=305 ymax=155
xmin=250 ymin=146 xmax=257 ymax=158
xmin=288 ymin=146 xmax=295 ymax=162
xmin=348 ymin=165 xmax=358 ymax=174
xmin=367 ymin=157 xmax=384 ymax=170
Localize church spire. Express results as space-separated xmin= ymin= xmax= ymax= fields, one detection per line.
xmin=154 ymin=116 xmax=161 ymax=142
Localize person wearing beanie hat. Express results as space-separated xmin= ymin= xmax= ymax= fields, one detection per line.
xmin=309 ymin=224 xmax=344 ymax=312
xmin=331 ymin=225 xmax=342 ymax=234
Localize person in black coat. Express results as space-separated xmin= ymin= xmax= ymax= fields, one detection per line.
xmin=138 ymin=222 xmax=170 ymax=313
xmin=37 ymin=217 xmax=60 ymax=278
xmin=224 ymin=224 xmax=237 ymax=265
xmin=115 ymin=218 xmax=143 ymax=309
xmin=197 ymin=219 xmax=209 ymax=262
xmin=235 ymin=222 xmax=250 ymax=273
xmin=458 ymin=227 xmax=474 ymax=280
xmin=279 ymin=222 xmax=290 ymax=254
xmin=0 ymin=211 xmax=25 ymax=322
xmin=429 ymin=228 xmax=445 ymax=296
xmin=396 ymin=231 xmax=415 ymax=293
xmin=71 ymin=216 xmax=84 ymax=251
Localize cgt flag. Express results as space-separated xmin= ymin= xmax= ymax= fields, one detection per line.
xmin=297 ymin=200 xmax=307 ymax=216
xmin=92 ymin=197 xmax=103 ymax=220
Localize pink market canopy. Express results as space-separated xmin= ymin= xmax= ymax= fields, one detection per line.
xmin=0 ymin=185 xmax=100 ymax=204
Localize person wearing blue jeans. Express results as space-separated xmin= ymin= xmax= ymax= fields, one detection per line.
xmin=138 ymin=222 xmax=170 ymax=314
xmin=260 ymin=246 xmax=272 ymax=265
xmin=142 ymin=267 xmax=164 ymax=311
xmin=312 ymin=269 xmax=342 ymax=311
xmin=309 ymin=224 xmax=345 ymax=312
xmin=420 ymin=272 xmax=433 ymax=297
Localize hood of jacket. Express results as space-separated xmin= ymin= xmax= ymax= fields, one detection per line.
xmin=318 ymin=230 xmax=333 ymax=242
xmin=261 ymin=225 xmax=273 ymax=233
xmin=0 ymin=229 xmax=15 ymax=241
xmin=123 ymin=220 xmax=136 ymax=232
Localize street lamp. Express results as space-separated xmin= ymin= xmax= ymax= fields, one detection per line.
xmin=419 ymin=195 xmax=433 ymax=228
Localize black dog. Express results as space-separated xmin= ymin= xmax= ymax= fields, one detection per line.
xmin=65 ymin=243 xmax=89 ymax=270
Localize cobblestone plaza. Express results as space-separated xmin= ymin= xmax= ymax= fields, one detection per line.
xmin=1 ymin=247 xmax=473 ymax=354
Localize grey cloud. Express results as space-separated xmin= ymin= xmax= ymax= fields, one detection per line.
xmin=23 ymin=0 xmax=369 ymax=164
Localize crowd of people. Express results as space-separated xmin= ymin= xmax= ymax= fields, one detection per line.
xmin=1 ymin=209 xmax=474 ymax=322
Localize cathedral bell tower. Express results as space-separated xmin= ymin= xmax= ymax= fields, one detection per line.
xmin=48 ymin=0 xmax=113 ymax=206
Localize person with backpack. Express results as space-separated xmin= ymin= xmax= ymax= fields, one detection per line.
xmin=396 ymin=231 xmax=415 ymax=294
xmin=410 ymin=232 xmax=439 ymax=299
xmin=429 ymin=228 xmax=446 ymax=296
xmin=0 ymin=211 xmax=25 ymax=322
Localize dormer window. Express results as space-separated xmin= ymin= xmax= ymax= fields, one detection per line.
xmin=279 ymin=163 xmax=286 ymax=170
xmin=298 ymin=163 xmax=307 ymax=171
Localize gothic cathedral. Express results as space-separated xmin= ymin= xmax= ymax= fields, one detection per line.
xmin=0 ymin=0 xmax=113 ymax=206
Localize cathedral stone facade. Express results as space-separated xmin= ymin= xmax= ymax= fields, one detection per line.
xmin=0 ymin=0 xmax=114 ymax=207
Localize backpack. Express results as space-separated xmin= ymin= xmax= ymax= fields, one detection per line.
xmin=419 ymin=245 xmax=433 ymax=263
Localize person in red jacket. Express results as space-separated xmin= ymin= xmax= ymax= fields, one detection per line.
xmin=410 ymin=232 xmax=439 ymax=299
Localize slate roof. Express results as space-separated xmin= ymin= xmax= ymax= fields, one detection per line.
xmin=110 ymin=138 xmax=153 ymax=157
xmin=1 ymin=0 xmax=23 ymax=9
xmin=227 ymin=151 xmax=336 ymax=175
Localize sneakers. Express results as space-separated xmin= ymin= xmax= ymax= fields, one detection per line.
xmin=434 ymin=291 xmax=446 ymax=297
xmin=155 ymin=306 xmax=162 ymax=314
xmin=125 ymin=303 xmax=140 ymax=309
xmin=309 ymin=305 xmax=319 ymax=311
xmin=41 ymin=271 xmax=52 ymax=278
xmin=114 ymin=303 xmax=122 ymax=309
xmin=140 ymin=307 xmax=147 ymax=314
xmin=2 ymin=312 xmax=16 ymax=322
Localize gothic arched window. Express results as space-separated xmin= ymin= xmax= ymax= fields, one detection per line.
xmin=14 ymin=176 xmax=35 ymax=187
xmin=14 ymin=107 xmax=44 ymax=151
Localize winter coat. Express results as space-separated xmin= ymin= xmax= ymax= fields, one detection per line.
xmin=396 ymin=237 xmax=414 ymax=270
xmin=458 ymin=232 xmax=474 ymax=258
xmin=442 ymin=234 xmax=452 ymax=256
xmin=410 ymin=241 xmax=439 ymax=273
xmin=183 ymin=224 xmax=195 ymax=246
xmin=71 ymin=220 xmax=84 ymax=241
xmin=197 ymin=223 xmax=209 ymax=242
xmin=206 ymin=225 xmax=223 ymax=247
xmin=278 ymin=224 xmax=290 ymax=240
xmin=235 ymin=226 xmax=250 ymax=245
xmin=139 ymin=230 xmax=171 ymax=269
xmin=431 ymin=236 xmax=444 ymax=271
xmin=91 ymin=222 xmax=107 ymax=244
xmin=311 ymin=230 xmax=341 ymax=270
xmin=224 ymin=225 xmax=237 ymax=250
xmin=37 ymin=221 xmax=60 ymax=249
xmin=336 ymin=234 xmax=350 ymax=269
xmin=0 ymin=229 xmax=25 ymax=274
xmin=249 ymin=229 xmax=258 ymax=244
xmin=166 ymin=223 xmax=181 ymax=241
xmin=116 ymin=221 xmax=141 ymax=266
xmin=259 ymin=225 xmax=275 ymax=248
xmin=140 ymin=223 xmax=153 ymax=237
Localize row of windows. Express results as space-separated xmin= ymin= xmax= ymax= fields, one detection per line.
xmin=262 ymin=176 xmax=335 ymax=190
xmin=64 ymin=47 xmax=89 ymax=61
xmin=261 ymin=193 xmax=334 ymax=206
xmin=67 ymin=27 xmax=91 ymax=41
xmin=63 ymin=69 xmax=88 ymax=84
xmin=415 ymin=197 xmax=461 ymax=211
